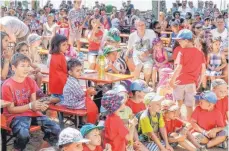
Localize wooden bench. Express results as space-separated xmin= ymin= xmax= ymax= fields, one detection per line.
xmin=1 ymin=114 xmax=40 ymax=151
xmin=161 ymin=37 xmax=170 ymax=47
xmin=48 ymin=104 xmax=87 ymax=129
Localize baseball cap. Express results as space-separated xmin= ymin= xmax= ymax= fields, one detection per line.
xmin=57 ymin=127 xmax=90 ymax=147
xmin=80 ymin=123 xmax=104 ymax=137
xmin=211 ymin=79 xmax=227 ymax=89
xmin=113 ymin=84 xmax=128 ymax=93
xmin=173 ymin=29 xmax=193 ymax=40
xmin=161 ymin=100 xmax=179 ymax=112
xmin=27 ymin=33 xmax=41 ymax=44
xmin=120 ymin=80 xmax=132 ymax=93
xmin=107 ymin=28 xmax=121 ymax=42
xmin=103 ymin=45 xmax=121 ymax=56
xmin=130 ymin=79 xmax=153 ymax=93
xmin=194 ymin=91 xmax=218 ymax=104
xmin=144 ymin=92 xmax=164 ymax=105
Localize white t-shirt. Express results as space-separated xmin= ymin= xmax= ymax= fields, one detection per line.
xmin=210 ymin=28 xmax=228 ymax=41
xmin=178 ymin=7 xmax=192 ymax=19
xmin=128 ymin=29 xmax=156 ymax=60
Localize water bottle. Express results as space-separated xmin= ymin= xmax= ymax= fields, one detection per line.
xmin=98 ymin=53 xmax=105 ymax=79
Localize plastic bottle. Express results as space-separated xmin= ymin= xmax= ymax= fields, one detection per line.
xmin=98 ymin=53 xmax=105 ymax=79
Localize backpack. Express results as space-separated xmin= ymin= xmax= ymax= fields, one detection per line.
xmin=135 ymin=110 xmax=161 ymax=142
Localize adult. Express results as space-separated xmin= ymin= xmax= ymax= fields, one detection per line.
xmin=169 ymin=11 xmax=184 ymax=26
xmin=91 ymin=7 xmax=101 ymax=20
xmin=150 ymin=21 xmax=161 ymax=38
xmin=196 ymin=0 xmax=205 ymax=18
xmin=178 ymin=0 xmax=191 ymax=19
xmin=171 ymin=2 xmax=178 ymax=14
xmin=159 ymin=12 xmax=168 ymax=32
xmin=59 ymin=0 xmax=68 ymax=9
xmin=126 ymin=0 xmax=134 ymax=16
xmin=26 ymin=11 xmax=42 ymax=35
xmin=111 ymin=13 xmax=120 ymax=30
xmin=122 ymin=2 xmax=127 ymax=11
xmin=128 ymin=18 xmax=157 ymax=84
xmin=93 ymin=1 xmax=101 ymax=10
xmin=16 ymin=6 xmax=24 ymax=20
xmin=0 ymin=16 xmax=29 ymax=42
xmin=40 ymin=5 xmax=51 ymax=24
xmin=193 ymin=12 xmax=203 ymax=25
xmin=68 ymin=0 xmax=86 ymax=51
xmin=188 ymin=1 xmax=197 ymax=17
xmin=67 ymin=0 xmax=73 ymax=10
xmin=204 ymin=0 xmax=214 ymax=18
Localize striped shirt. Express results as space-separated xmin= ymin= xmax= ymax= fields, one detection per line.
xmin=61 ymin=76 xmax=86 ymax=109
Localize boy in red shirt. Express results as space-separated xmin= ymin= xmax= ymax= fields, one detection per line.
xmin=162 ymin=100 xmax=206 ymax=151
xmin=102 ymin=90 xmax=137 ymax=151
xmin=170 ymin=29 xmax=206 ymax=121
xmin=2 ymin=53 xmax=61 ymax=150
xmin=126 ymin=79 xmax=152 ymax=114
xmin=191 ymin=91 xmax=227 ymax=149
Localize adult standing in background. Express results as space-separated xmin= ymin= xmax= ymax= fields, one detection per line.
xmin=40 ymin=5 xmax=51 ymax=24
xmin=196 ymin=0 xmax=205 ymax=19
xmin=68 ymin=0 xmax=86 ymax=52
xmin=159 ymin=12 xmax=168 ymax=33
xmin=126 ymin=0 xmax=134 ymax=17
xmin=188 ymin=1 xmax=197 ymax=17
xmin=178 ymin=0 xmax=191 ymax=19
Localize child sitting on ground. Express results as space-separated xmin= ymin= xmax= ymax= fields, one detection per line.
xmin=137 ymin=92 xmax=173 ymax=151
xmin=57 ymin=127 xmax=90 ymax=151
xmin=191 ymin=91 xmax=227 ymax=149
xmin=161 ymin=100 xmax=207 ymax=151
xmin=102 ymin=90 xmax=138 ymax=150
xmin=15 ymin=41 xmax=43 ymax=87
xmin=27 ymin=33 xmax=42 ymax=64
xmin=80 ymin=123 xmax=112 ymax=151
xmin=60 ymin=58 xmax=98 ymax=124
xmin=2 ymin=53 xmax=61 ymax=151
xmin=126 ymin=79 xmax=153 ymax=114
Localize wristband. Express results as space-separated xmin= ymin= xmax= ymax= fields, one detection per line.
xmin=202 ymin=130 xmax=207 ymax=136
xmin=29 ymin=102 xmax=32 ymax=110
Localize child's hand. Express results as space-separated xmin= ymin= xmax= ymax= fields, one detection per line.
xmin=41 ymin=102 xmax=49 ymax=112
xmin=166 ymin=144 xmax=174 ymax=151
xmin=31 ymin=101 xmax=43 ymax=111
xmin=35 ymin=67 xmax=41 ymax=73
xmin=3 ymin=49 xmax=13 ymax=60
xmin=103 ymin=143 xmax=112 ymax=151
xmin=207 ymin=129 xmax=217 ymax=138
xmin=129 ymin=116 xmax=138 ymax=127
xmin=175 ymin=134 xmax=186 ymax=142
xmin=87 ymin=87 xmax=97 ymax=96
xmin=214 ymin=67 xmax=221 ymax=72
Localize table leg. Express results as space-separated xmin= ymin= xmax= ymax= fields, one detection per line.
xmin=1 ymin=129 xmax=7 ymax=151
xmin=57 ymin=112 xmax=64 ymax=129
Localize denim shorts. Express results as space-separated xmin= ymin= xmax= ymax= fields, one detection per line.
xmin=51 ymin=94 xmax=64 ymax=103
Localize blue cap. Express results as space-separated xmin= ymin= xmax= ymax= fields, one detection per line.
xmin=130 ymin=79 xmax=153 ymax=93
xmin=194 ymin=91 xmax=218 ymax=104
xmin=173 ymin=29 xmax=193 ymax=40
xmin=80 ymin=123 xmax=104 ymax=137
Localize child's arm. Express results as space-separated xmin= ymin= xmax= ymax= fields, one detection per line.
xmin=215 ymin=53 xmax=227 ymax=71
xmin=191 ymin=118 xmax=208 ymax=136
xmin=160 ymin=50 xmax=169 ymax=65
xmin=197 ymin=63 xmax=206 ymax=89
xmin=88 ymin=28 xmax=101 ymax=44
xmin=160 ymin=127 xmax=174 ymax=151
xmin=206 ymin=54 xmax=213 ymax=70
xmin=30 ymin=63 xmax=41 ymax=72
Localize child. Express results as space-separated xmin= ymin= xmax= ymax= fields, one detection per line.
xmin=80 ymin=123 xmax=112 ymax=151
xmin=27 ymin=33 xmax=42 ymax=64
xmin=2 ymin=53 xmax=61 ymax=150
xmin=15 ymin=41 xmax=43 ymax=87
xmin=169 ymin=21 xmax=180 ymax=49
xmin=137 ymin=92 xmax=173 ymax=151
xmin=126 ymin=79 xmax=152 ymax=114
xmin=87 ymin=18 xmax=104 ymax=69
xmin=162 ymin=100 xmax=207 ymax=151
xmin=57 ymin=16 xmax=69 ymax=38
xmin=60 ymin=58 xmax=98 ymax=124
xmin=191 ymin=91 xmax=227 ymax=149
xmin=205 ymin=37 xmax=227 ymax=81
xmin=49 ymin=34 xmax=68 ymax=103
xmin=203 ymin=17 xmax=212 ymax=31
xmin=57 ymin=127 xmax=90 ymax=151
xmin=152 ymin=38 xmax=172 ymax=88
xmin=102 ymin=90 xmax=137 ymax=150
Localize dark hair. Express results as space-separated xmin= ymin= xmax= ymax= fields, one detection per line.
xmin=173 ymin=11 xmax=180 ymax=18
xmin=172 ymin=41 xmax=180 ymax=51
xmin=150 ymin=21 xmax=161 ymax=37
xmin=50 ymin=34 xmax=68 ymax=54
xmin=1 ymin=31 xmax=9 ymax=54
xmin=67 ymin=58 xmax=82 ymax=71
xmin=88 ymin=17 xmax=95 ymax=30
xmin=216 ymin=15 xmax=224 ymax=21
xmin=11 ymin=53 xmax=31 ymax=67
xmin=15 ymin=41 xmax=28 ymax=52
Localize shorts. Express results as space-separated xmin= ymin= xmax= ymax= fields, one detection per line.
xmin=133 ymin=56 xmax=153 ymax=70
xmin=173 ymin=83 xmax=196 ymax=107
xmin=51 ymin=94 xmax=64 ymax=103
xmin=88 ymin=51 xmax=99 ymax=64
xmin=143 ymin=140 xmax=165 ymax=151
xmin=68 ymin=30 xmax=82 ymax=44
xmin=193 ymin=130 xmax=227 ymax=143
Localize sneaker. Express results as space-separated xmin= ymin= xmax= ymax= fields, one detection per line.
xmin=217 ymin=140 xmax=228 ymax=149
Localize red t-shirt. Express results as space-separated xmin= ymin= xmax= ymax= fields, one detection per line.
xmin=88 ymin=30 xmax=103 ymax=51
xmin=164 ymin=118 xmax=183 ymax=134
xmin=126 ymin=99 xmax=146 ymax=114
xmin=172 ymin=46 xmax=182 ymax=61
xmin=49 ymin=53 xmax=67 ymax=94
xmin=83 ymin=144 xmax=103 ymax=151
xmin=176 ymin=47 xmax=206 ymax=85
xmin=216 ymin=96 xmax=228 ymax=125
xmin=191 ymin=106 xmax=225 ymax=131
xmin=2 ymin=77 xmax=43 ymax=125
xmin=104 ymin=114 xmax=128 ymax=151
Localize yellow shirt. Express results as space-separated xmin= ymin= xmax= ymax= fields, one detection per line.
xmin=118 ymin=106 xmax=133 ymax=120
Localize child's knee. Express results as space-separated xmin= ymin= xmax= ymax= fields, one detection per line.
xmin=17 ymin=128 xmax=30 ymax=141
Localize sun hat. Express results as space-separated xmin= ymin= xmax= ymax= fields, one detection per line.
xmin=57 ymin=127 xmax=90 ymax=147
xmin=211 ymin=79 xmax=227 ymax=89
xmin=113 ymin=84 xmax=128 ymax=93
xmin=173 ymin=29 xmax=193 ymax=40
xmin=101 ymin=90 xmax=125 ymax=114
xmin=80 ymin=123 xmax=104 ymax=137
xmin=130 ymin=79 xmax=153 ymax=93
xmin=144 ymin=92 xmax=164 ymax=105
xmin=106 ymin=28 xmax=121 ymax=42
xmin=152 ymin=37 xmax=162 ymax=45
xmin=27 ymin=33 xmax=41 ymax=44
xmin=161 ymin=100 xmax=179 ymax=112
xmin=194 ymin=91 xmax=218 ymax=104
xmin=103 ymin=45 xmax=121 ymax=56
xmin=120 ymin=80 xmax=132 ymax=93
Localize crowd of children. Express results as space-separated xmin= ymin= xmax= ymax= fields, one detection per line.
xmin=0 ymin=0 xmax=228 ymax=151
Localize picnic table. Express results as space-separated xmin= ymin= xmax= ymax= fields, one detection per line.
xmin=38 ymin=48 xmax=49 ymax=55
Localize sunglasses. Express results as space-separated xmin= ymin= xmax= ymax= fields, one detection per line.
xmin=195 ymin=26 xmax=202 ymax=29
xmin=74 ymin=1 xmax=81 ymax=3
xmin=155 ymin=26 xmax=161 ymax=29
xmin=27 ymin=14 xmax=32 ymax=16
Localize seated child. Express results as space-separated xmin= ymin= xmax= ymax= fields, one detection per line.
xmin=15 ymin=41 xmax=43 ymax=87
xmin=57 ymin=127 xmax=90 ymax=151
xmin=102 ymin=90 xmax=138 ymax=150
xmin=2 ymin=53 xmax=61 ymax=150
xmin=191 ymin=91 xmax=227 ymax=149
xmin=27 ymin=33 xmax=42 ymax=64
xmin=137 ymin=93 xmax=173 ymax=151
xmin=126 ymin=79 xmax=153 ymax=114
xmin=162 ymin=100 xmax=206 ymax=151
xmin=60 ymin=58 xmax=98 ymax=124
xmin=80 ymin=123 xmax=112 ymax=151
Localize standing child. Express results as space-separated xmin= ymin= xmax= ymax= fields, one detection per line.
xmin=152 ymin=38 xmax=172 ymax=88
xmin=87 ymin=18 xmax=104 ymax=69
xmin=2 ymin=53 xmax=61 ymax=151
xmin=49 ymin=34 xmax=68 ymax=103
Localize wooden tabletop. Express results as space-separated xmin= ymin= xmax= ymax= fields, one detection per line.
xmin=38 ymin=48 xmax=49 ymax=55
xmin=78 ymin=72 xmax=133 ymax=84
xmin=37 ymin=64 xmax=49 ymax=74
xmin=80 ymin=38 xmax=89 ymax=44
xmin=48 ymin=104 xmax=87 ymax=116
xmin=1 ymin=100 xmax=11 ymax=108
